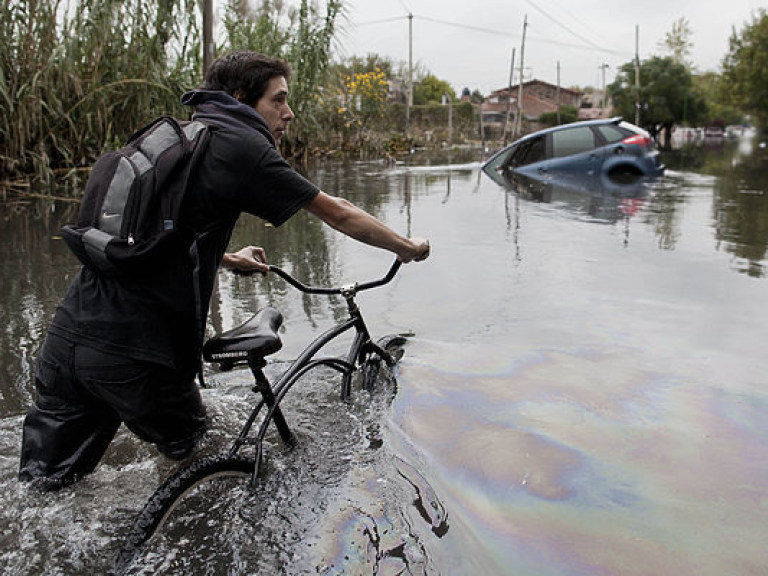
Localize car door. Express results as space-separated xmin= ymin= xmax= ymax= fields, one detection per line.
xmin=543 ymin=126 xmax=605 ymax=176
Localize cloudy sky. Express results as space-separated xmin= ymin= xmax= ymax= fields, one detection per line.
xmin=336 ymin=0 xmax=765 ymax=94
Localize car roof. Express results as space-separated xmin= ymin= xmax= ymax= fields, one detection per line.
xmin=515 ymin=116 xmax=624 ymax=142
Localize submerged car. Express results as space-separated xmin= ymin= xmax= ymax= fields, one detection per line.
xmin=482 ymin=117 xmax=665 ymax=186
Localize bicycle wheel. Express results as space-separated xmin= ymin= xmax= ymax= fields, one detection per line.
xmin=114 ymin=453 xmax=255 ymax=574
xmin=363 ymin=335 xmax=408 ymax=390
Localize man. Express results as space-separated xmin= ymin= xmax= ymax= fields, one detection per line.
xmin=19 ymin=51 xmax=430 ymax=490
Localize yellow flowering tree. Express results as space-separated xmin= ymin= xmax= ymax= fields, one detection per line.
xmin=340 ymin=67 xmax=389 ymax=135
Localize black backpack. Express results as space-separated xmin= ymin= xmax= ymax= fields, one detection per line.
xmin=61 ymin=116 xmax=210 ymax=276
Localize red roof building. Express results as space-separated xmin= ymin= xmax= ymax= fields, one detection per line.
xmin=481 ymin=80 xmax=582 ymax=138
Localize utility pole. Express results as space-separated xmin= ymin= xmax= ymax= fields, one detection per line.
xmin=446 ymin=94 xmax=453 ymax=146
xmin=514 ymin=14 xmax=528 ymax=139
xmin=556 ymin=61 xmax=561 ymax=125
xmin=203 ymin=0 xmax=214 ymax=74
xmin=405 ymin=12 xmax=413 ymax=137
xmin=480 ymin=101 xmax=486 ymax=149
xmin=503 ymin=47 xmax=515 ymax=146
xmin=634 ymin=25 xmax=641 ymax=125
xmin=599 ymin=63 xmax=609 ymax=114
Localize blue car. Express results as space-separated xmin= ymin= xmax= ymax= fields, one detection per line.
xmin=482 ymin=117 xmax=665 ymax=185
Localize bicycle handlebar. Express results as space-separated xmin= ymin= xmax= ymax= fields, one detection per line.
xmin=268 ymin=259 xmax=402 ymax=296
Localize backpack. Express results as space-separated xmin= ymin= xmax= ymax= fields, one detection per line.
xmin=61 ymin=116 xmax=210 ymax=276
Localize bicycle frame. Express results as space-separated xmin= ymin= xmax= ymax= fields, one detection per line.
xmin=217 ymin=260 xmax=404 ymax=484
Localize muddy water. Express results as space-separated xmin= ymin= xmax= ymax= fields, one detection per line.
xmin=1 ymin=135 xmax=768 ymax=574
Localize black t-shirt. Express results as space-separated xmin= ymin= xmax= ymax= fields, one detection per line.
xmin=50 ymin=117 xmax=319 ymax=371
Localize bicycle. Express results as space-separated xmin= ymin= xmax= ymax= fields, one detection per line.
xmin=114 ymin=259 xmax=410 ymax=573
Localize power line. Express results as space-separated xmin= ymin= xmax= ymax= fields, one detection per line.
xmin=523 ymin=0 xmax=613 ymax=53
xmin=540 ymin=0 xmax=604 ymax=42
xmin=418 ymin=16 xmax=519 ymax=39
xmin=356 ymin=16 xmax=409 ymax=26
xmin=358 ymin=13 xmax=630 ymax=57
xmin=419 ymin=15 xmax=629 ymax=56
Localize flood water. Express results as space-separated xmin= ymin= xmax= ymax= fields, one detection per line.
xmin=2 ymin=134 xmax=768 ymax=575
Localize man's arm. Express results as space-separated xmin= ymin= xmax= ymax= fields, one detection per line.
xmin=221 ymin=191 xmax=429 ymax=273
xmin=303 ymin=191 xmax=430 ymax=263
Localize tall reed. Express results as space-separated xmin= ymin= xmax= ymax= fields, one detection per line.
xmin=0 ymin=0 xmax=344 ymax=189
xmin=1 ymin=0 xmax=198 ymax=188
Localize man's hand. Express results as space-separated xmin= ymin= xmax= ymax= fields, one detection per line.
xmin=221 ymin=246 xmax=269 ymax=274
xmin=399 ymin=238 xmax=430 ymax=263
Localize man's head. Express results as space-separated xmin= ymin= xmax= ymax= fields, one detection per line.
xmin=203 ymin=51 xmax=295 ymax=142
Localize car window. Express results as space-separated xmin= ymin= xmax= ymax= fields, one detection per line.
xmin=508 ymin=142 xmax=529 ymax=167
xmin=551 ymin=127 xmax=596 ymax=158
xmin=596 ymin=124 xmax=631 ymax=143
xmin=508 ymin=136 xmax=546 ymax=167
xmin=520 ymin=136 xmax=546 ymax=165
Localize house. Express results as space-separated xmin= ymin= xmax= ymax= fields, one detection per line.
xmin=576 ymin=91 xmax=612 ymax=120
xmin=481 ymin=80 xmax=582 ymax=138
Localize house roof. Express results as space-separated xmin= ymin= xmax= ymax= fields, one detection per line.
xmin=481 ymin=79 xmax=582 ymax=119
xmin=482 ymin=90 xmax=560 ymax=119
xmin=487 ymin=79 xmax=581 ymax=98
xmin=518 ymin=92 xmax=557 ymax=119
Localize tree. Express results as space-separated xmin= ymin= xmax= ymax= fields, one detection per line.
xmin=460 ymin=87 xmax=483 ymax=104
xmin=538 ymin=105 xmax=579 ymax=127
xmin=344 ymin=54 xmax=395 ymax=78
xmin=412 ymin=74 xmax=455 ymax=105
xmin=658 ymin=16 xmax=694 ymax=69
xmin=608 ymin=56 xmax=707 ymax=148
xmin=721 ymin=9 xmax=768 ymax=128
xmin=317 ymin=55 xmax=396 ymax=150
xmin=693 ymin=72 xmax=744 ymax=127
xmin=342 ymin=67 xmax=389 ymax=129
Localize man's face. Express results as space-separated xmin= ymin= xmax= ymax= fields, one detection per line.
xmin=253 ymin=76 xmax=294 ymax=142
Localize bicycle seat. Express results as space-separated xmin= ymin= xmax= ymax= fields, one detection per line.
xmin=203 ymin=307 xmax=283 ymax=363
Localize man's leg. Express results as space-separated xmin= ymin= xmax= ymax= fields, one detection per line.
xmin=19 ymin=335 xmax=121 ymax=490
xmin=123 ymin=374 xmax=207 ymax=460
xmin=79 ymin=353 xmax=208 ymax=461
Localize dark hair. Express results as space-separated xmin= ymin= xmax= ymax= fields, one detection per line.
xmin=202 ymin=51 xmax=292 ymax=106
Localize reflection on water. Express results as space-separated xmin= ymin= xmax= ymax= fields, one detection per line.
xmin=710 ymin=139 xmax=768 ymax=277
xmin=496 ymin=171 xmax=652 ymax=225
xmin=1 ymin=134 xmax=768 ymax=574
xmin=0 ymin=196 xmax=81 ymax=416
xmin=662 ymin=135 xmax=768 ymax=276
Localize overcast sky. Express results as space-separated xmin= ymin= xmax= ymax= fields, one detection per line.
xmin=335 ymin=0 xmax=765 ymax=95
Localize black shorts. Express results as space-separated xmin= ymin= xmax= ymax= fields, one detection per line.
xmin=19 ymin=333 xmax=207 ymax=489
